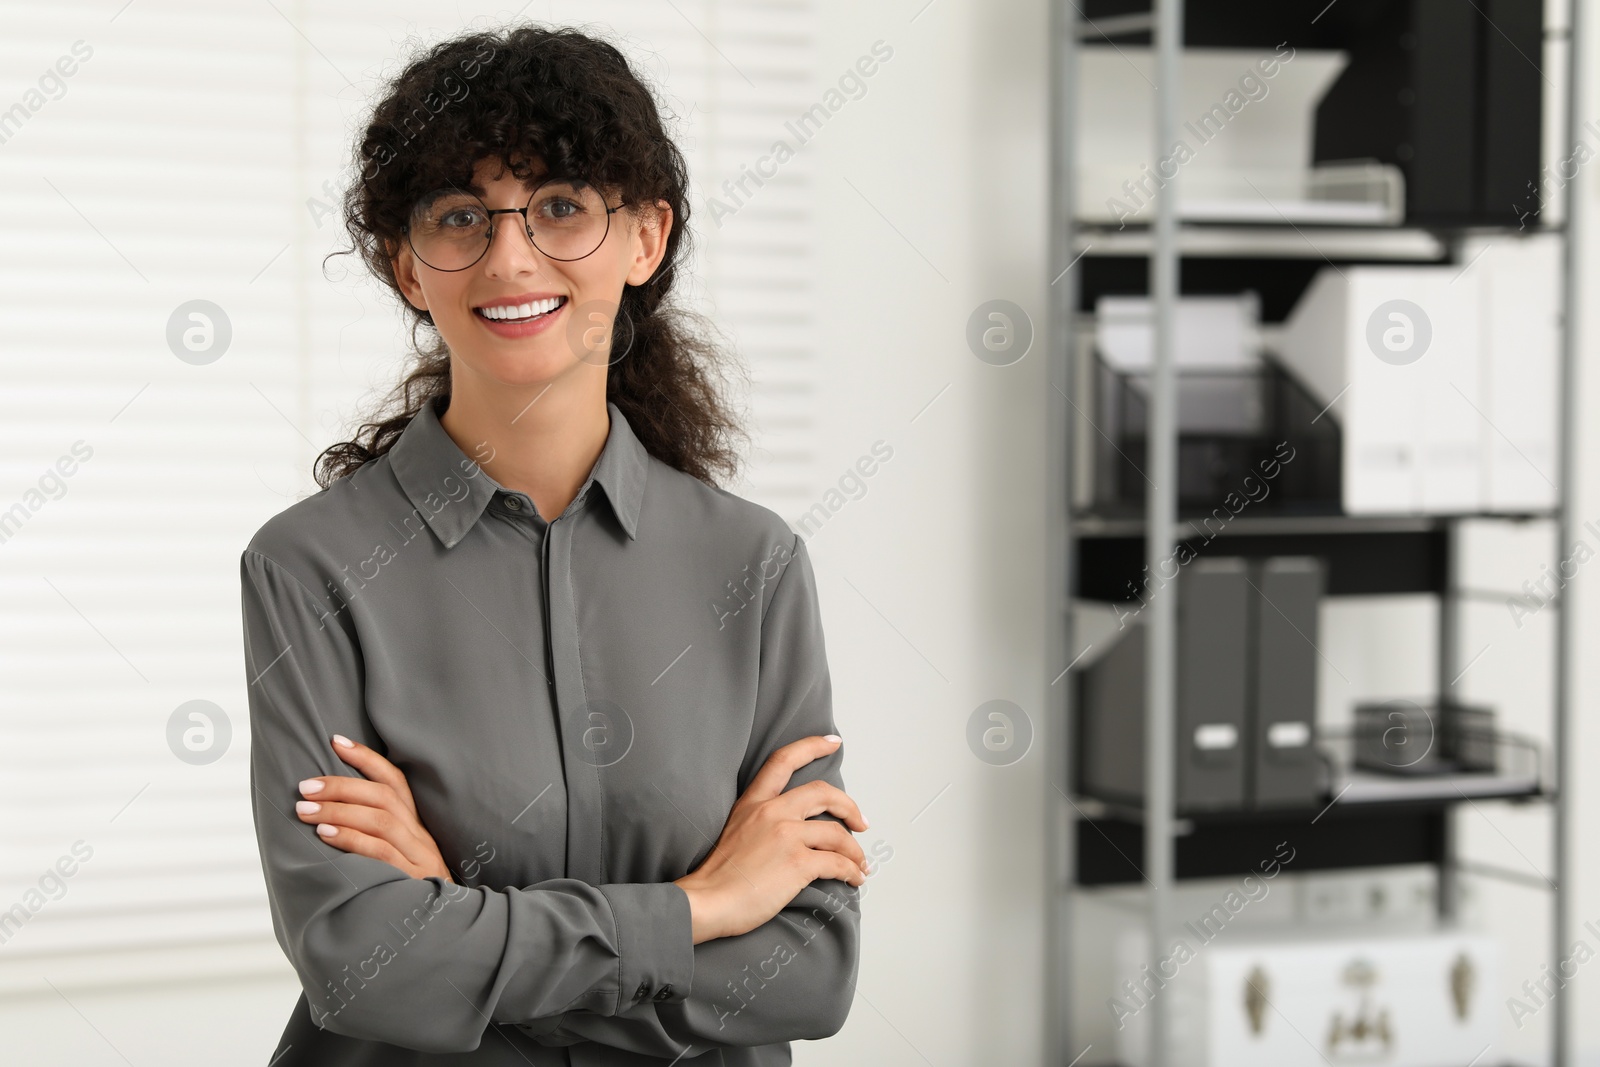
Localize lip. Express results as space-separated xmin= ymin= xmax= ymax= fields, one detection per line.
xmin=473 ymin=294 xmax=568 ymax=339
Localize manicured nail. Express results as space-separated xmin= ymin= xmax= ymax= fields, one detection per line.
xmin=298 ymin=779 xmax=324 ymax=795
xmin=824 ymin=734 xmax=841 ymax=743
xmin=317 ymin=824 xmax=339 ymax=838
xmin=295 ymin=801 xmax=320 ymax=815
xmin=332 ymin=734 xmax=355 ymax=749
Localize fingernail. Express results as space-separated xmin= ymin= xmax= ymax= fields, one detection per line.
xmin=298 ymin=779 xmax=324 ymax=795
xmin=332 ymin=734 xmax=354 ymax=749
xmin=296 ymin=801 xmax=321 ymax=815
xmin=824 ymin=734 xmax=841 ymax=743
xmin=317 ymin=823 xmax=339 ymax=838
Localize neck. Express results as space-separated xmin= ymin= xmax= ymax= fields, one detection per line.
xmin=437 ymin=368 xmax=610 ymax=523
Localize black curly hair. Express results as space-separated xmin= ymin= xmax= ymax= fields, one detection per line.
xmin=314 ymin=23 xmax=747 ymax=490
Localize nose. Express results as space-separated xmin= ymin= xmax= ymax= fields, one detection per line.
xmin=481 ymin=208 xmax=547 ymax=281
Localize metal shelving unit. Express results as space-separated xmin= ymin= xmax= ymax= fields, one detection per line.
xmin=1045 ymin=2 xmax=1584 ymax=1065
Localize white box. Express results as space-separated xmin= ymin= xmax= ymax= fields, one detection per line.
xmin=1280 ymin=266 xmax=1482 ymax=514
xmin=1462 ymin=233 xmax=1561 ymax=511
xmin=1279 ymin=237 xmax=1560 ymax=515
xmin=1114 ymin=928 xmax=1499 ymax=1067
xmin=1096 ymin=293 xmax=1263 ymax=373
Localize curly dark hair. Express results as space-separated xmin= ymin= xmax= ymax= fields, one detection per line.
xmin=313 ymin=23 xmax=747 ymax=490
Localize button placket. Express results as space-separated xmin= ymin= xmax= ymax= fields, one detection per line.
xmin=545 ymin=512 xmax=605 ymax=885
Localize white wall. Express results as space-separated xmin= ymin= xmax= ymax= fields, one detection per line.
xmin=798 ymin=1 xmax=1050 ymax=1064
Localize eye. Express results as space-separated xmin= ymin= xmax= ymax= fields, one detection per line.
xmin=438 ymin=205 xmax=486 ymax=228
xmin=535 ymin=195 xmax=586 ymax=221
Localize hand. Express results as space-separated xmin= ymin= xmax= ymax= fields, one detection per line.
xmin=673 ymin=735 xmax=869 ymax=945
xmin=295 ymin=734 xmax=455 ymax=883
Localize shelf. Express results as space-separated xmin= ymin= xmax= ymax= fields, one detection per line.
xmin=1075 ymin=519 xmax=1449 ymax=597
xmin=1073 ymin=803 xmax=1450 ymax=886
xmin=1071 ymin=224 xmax=1449 ymax=261
xmin=1049 ymin=0 xmax=1579 ymax=1059
xmin=1071 ymin=511 xmax=1557 ymax=538
xmin=1334 ymin=768 xmax=1543 ymax=805
xmin=1072 ymin=777 xmax=1544 ymax=888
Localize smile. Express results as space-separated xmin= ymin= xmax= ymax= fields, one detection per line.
xmin=473 ymin=295 xmax=568 ymax=323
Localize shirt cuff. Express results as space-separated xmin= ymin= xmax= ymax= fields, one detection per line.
xmin=599 ymin=882 xmax=695 ymax=1012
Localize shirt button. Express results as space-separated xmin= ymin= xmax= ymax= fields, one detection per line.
xmin=653 ymin=985 xmax=673 ymax=1001
xmin=504 ymin=495 xmax=523 ymax=511
xmin=635 ymin=981 xmax=651 ymax=1001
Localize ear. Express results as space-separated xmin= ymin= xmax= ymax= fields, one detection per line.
xmin=624 ymin=200 xmax=673 ymax=287
xmin=391 ymin=239 xmax=429 ymax=313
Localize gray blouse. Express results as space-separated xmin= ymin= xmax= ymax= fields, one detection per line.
xmin=240 ymin=395 xmax=859 ymax=1065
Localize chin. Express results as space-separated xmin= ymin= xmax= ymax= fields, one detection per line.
xmin=458 ymin=348 xmax=575 ymax=388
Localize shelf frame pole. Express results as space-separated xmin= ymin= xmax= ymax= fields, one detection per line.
xmin=1145 ymin=3 xmax=1183 ymax=1067
xmin=1046 ymin=0 xmax=1081 ymax=1064
xmin=1552 ymin=0 xmax=1584 ymax=1063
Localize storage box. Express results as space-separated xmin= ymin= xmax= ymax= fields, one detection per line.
xmin=1353 ymin=702 xmax=1499 ymax=776
xmin=1278 ymin=234 xmax=1560 ymax=516
xmin=1114 ymin=928 xmax=1499 ymax=1067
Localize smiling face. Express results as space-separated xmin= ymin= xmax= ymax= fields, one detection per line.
xmin=392 ymin=153 xmax=672 ymax=393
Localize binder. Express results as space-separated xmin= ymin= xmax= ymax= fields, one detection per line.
xmin=1078 ymin=557 xmax=1250 ymax=812
xmin=1078 ymin=555 xmax=1325 ymax=812
xmin=1249 ymin=556 xmax=1324 ymax=808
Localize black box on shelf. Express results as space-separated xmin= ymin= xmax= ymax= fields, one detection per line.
xmin=1447 ymin=705 xmax=1498 ymax=773
xmin=1075 ymin=555 xmax=1325 ymax=813
xmin=1090 ymin=350 xmax=1342 ymax=516
xmin=1353 ymin=701 xmax=1499 ymax=776
xmin=1310 ymin=0 xmax=1544 ymax=227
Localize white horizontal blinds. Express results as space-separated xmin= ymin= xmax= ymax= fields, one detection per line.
xmin=0 ymin=0 xmax=303 ymax=994
xmin=0 ymin=0 xmax=819 ymax=993
xmin=660 ymin=0 xmax=823 ymax=515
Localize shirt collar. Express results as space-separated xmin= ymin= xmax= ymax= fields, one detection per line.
xmin=388 ymin=394 xmax=648 ymax=549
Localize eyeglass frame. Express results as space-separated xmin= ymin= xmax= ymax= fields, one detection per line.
xmin=402 ymin=176 xmax=626 ymax=271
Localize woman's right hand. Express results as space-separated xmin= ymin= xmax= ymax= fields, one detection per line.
xmin=673 ymin=735 xmax=869 ymax=944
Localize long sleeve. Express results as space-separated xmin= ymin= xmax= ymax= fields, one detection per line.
xmin=525 ymin=534 xmax=862 ymax=1057
xmin=241 ymin=549 xmax=696 ymax=1054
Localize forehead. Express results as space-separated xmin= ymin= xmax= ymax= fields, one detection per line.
xmin=466 ymin=154 xmax=547 ymax=193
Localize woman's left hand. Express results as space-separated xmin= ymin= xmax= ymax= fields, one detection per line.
xmin=295 ymin=734 xmax=455 ymax=883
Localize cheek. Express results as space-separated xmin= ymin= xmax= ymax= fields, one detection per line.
xmin=421 ymin=274 xmax=471 ymax=314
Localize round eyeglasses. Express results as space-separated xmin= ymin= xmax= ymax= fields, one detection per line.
xmin=403 ymin=177 xmax=623 ymax=271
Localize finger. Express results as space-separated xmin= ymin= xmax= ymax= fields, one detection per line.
xmin=298 ymin=775 xmax=411 ymax=819
xmin=801 ymin=847 xmax=867 ymax=888
xmin=298 ymin=775 xmax=403 ymax=805
xmin=775 ymin=779 xmax=867 ymax=832
xmin=329 ymin=735 xmax=419 ymax=814
xmin=797 ymin=820 xmax=868 ymax=870
xmin=743 ymin=735 xmax=843 ymax=804
xmin=306 ymin=820 xmax=423 ymax=878
xmin=296 ymin=800 xmax=435 ymax=871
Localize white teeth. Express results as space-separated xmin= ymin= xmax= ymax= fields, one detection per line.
xmin=478 ymin=297 xmax=563 ymax=321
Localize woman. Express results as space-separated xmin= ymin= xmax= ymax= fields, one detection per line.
xmin=240 ymin=25 xmax=869 ymax=1065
